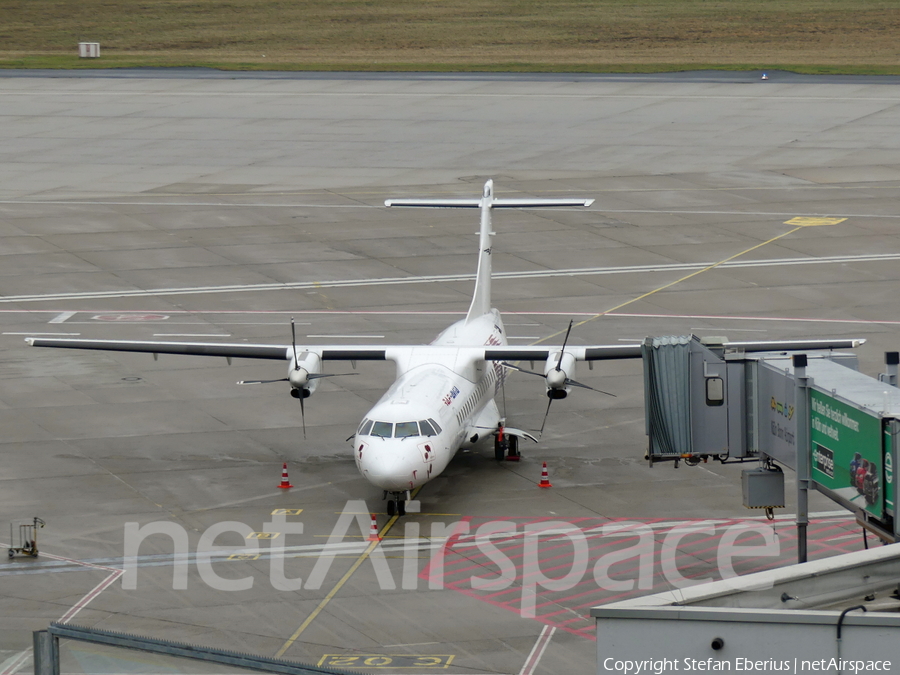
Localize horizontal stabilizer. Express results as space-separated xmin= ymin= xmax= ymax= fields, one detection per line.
xmin=385 ymin=198 xmax=594 ymax=208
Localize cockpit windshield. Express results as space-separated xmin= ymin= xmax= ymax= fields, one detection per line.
xmin=370 ymin=421 xmax=393 ymax=438
xmin=359 ymin=419 xmax=443 ymax=439
xmin=394 ymin=421 xmax=419 ymax=438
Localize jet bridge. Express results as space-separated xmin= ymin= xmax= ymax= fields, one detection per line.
xmin=642 ymin=335 xmax=900 ymax=550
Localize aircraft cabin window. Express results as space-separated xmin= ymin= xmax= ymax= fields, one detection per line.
xmin=395 ymin=421 xmax=420 ymax=438
xmin=371 ymin=421 xmax=394 ymax=438
xmin=427 ymin=418 xmax=442 ymax=434
xmin=419 ymin=420 xmax=437 ymax=436
xmin=360 ymin=419 xmax=374 ymax=436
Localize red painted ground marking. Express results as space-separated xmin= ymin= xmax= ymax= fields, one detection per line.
xmin=421 ymin=515 xmax=867 ymax=641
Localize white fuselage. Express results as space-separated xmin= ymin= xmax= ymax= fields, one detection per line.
xmin=353 ymin=310 xmax=507 ymax=492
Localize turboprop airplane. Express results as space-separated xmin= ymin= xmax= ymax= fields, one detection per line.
xmin=26 ymin=181 xmax=864 ymax=516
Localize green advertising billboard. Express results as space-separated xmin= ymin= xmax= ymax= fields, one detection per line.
xmin=886 ymin=427 xmax=894 ymax=515
xmin=810 ymin=390 xmax=883 ymax=519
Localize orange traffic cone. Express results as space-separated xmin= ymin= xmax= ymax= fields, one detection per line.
xmin=539 ymin=462 xmax=552 ymax=488
xmin=367 ymin=513 xmax=382 ymax=541
xmin=277 ymin=462 xmax=294 ymax=489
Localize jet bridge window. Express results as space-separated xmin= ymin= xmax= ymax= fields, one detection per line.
xmin=371 ymin=421 xmax=394 ymax=438
xmin=395 ymin=421 xmax=420 ymax=438
xmin=706 ymin=377 xmax=725 ymax=406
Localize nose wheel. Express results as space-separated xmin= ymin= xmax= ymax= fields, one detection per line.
xmin=385 ymin=492 xmax=408 ymax=517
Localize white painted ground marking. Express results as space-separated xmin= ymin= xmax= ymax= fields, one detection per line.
xmin=306 ymin=334 xmax=385 ymax=339
xmin=48 ymin=311 xmax=77 ymax=324
xmin=611 ymin=311 xmax=900 ymax=327
xmin=2 ymin=252 xmax=897 ymax=304
xmin=153 ymin=333 xmax=231 ymax=337
xmin=38 ymin=552 xmax=124 ymax=624
xmin=519 ymin=626 xmax=556 ymax=675
xmin=0 ymin=548 xmax=122 ymax=675
xmin=690 ymin=327 xmax=769 ymax=332
xmin=0 ymin=651 xmax=32 ymax=675
xmin=3 ymin=332 xmax=80 ymax=336
xmin=4 ymin=90 xmax=900 ymax=102
xmin=1 ymin=197 xmax=900 ymax=221
xmin=824 ymin=533 xmax=860 ymax=542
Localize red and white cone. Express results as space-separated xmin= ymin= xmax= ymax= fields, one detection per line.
xmin=277 ymin=462 xmax=294 ymax=489
xmin=539 ymin=461 xmax=552 ymax=488
xmin=367 ymin=513 xmax=382 ymax=541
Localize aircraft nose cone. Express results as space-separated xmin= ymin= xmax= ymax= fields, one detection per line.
xmin=358 ymin=440 xmax=422 ymax=491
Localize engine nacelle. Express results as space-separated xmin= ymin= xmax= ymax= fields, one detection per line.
xmin=544 ymin=351 xmax=576 ymax=399
xmin=288 ymin=351 xmax=322 ymax=396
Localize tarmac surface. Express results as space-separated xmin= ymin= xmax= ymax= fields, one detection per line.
xmin=1 ymin=71 xmax=899 ymax=675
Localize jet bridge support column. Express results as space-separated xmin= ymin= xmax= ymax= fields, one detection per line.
xmin=880 ymin=351 xmax=899 ymax=388
xmin=794 ymin=354 xmax=810 ymax=564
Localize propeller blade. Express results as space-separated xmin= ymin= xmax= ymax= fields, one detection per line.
xmin=556 ymin=319 xmax=574 ymax=371
xmin=290 ymin=317 xmax=300 ymax=371
xmin=538 ymin=396 xmax=554 ymax=437
xmin=307 ymin=372 xmax=359 ymax=380
xmin=237 ymin=378 xmax=289 ymax=385
xmin=299 ymin=392 xmax=307 ymax=439
xmin=566 ymin=378 xmax=616 ymax=397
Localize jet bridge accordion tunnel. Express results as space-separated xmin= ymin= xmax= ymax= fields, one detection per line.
xmin=641 ymin=335 xmax=900 ymax=543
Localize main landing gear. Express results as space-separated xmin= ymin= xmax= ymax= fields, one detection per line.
xmin=494 ymin=426 xmax=520 ymax=461
xmin=384 ymin=491 xmax=410 ymax=517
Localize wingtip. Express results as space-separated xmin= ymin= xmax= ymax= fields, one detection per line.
xmin=24 ymin=337 xmax=35 ymax=346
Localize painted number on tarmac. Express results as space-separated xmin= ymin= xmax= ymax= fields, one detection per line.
xmin=271 ymin=509 xmax=304 ymax=515
xmin=247 ymin=532 xmax=280 ymax=539
xmin=317 ymin=654 xmax=455 ymax=669
xmin=228 ymin=553 xmax=261 ymax=560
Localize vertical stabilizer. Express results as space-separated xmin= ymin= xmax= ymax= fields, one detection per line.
xmin=466 ymin=180 xmax=495 ymax=322
xmin=385 ymin=181 xmax=595 ymax=323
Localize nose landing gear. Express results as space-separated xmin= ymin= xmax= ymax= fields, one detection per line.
xmin=384 ymin=491 xmax=409 ymax=517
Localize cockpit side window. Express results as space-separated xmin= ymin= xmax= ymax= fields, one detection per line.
xmin=427 ymin=418 xmax=442 ymax=434
xmin=419 ymin=419 xmax=437 ymax=437
xmin=395 ymin=421 xmax=420 ymax=438
xmin=359 ymin=419 xmax=374 ymax=436
xmin=371 ymin=421 xmax=393 ymax=438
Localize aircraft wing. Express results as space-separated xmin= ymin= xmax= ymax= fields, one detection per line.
xmin=24 ymin=338 xmax=389 ymax=361
xmin=483 ymin=345 xmax=643 ymax=361
xmin=482 ymin=338 xmax=865 ymax=363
